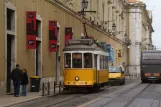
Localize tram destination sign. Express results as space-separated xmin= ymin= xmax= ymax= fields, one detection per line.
xmin=68 ymin=39 xmax=93 ymax=46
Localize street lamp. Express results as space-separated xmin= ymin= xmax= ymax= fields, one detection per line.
xmin=82 ymin=0 xmax=88 ymax=9
xmin=79 ymin=0 xmax=96 ymax=38
xmin=112 ymin=23 xmax=116 ymax=31
xmin=124 ymin=33 xmax=131 ymax=48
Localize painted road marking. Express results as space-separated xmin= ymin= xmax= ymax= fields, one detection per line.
xmin=77 ymin=97 xmax=101 ymax=107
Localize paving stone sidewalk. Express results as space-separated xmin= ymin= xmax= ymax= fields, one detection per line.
xmin=0 ymin=87 xmax=61 ymax=107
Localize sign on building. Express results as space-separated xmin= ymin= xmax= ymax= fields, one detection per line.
xmin=49 ymin=20 xmax=58 ymax=52
xmin=26 ymin=11 xmax=36 ymax=49
xmin=106 ymin=44 xmax=111 ymax=62
xmin=65 ymin=27 xmax=73 ymax=46
xmin=111 ymin=48 xmax=114 ymax=62
xmin=100 ymin=42 xmax=106 ymax=50
xmin=118 ymin=49 xmax=122 ymax=62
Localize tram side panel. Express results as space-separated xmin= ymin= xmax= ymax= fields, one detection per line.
xmin=98 ymin=70 xmax=109 ymax=85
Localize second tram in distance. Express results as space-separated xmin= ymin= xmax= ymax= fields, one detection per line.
xmin=63 ymin=39 xmax=109 ymax=92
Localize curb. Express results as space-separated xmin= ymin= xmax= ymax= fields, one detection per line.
xmin=2 ymin=92 xmax=62 ymax=107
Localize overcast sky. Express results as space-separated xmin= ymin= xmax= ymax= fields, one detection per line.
xmin=143 ymin=0 xmax=161 ymax=49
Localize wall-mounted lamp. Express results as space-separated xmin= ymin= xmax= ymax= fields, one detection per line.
xmin=112 ymin=23 xmax=116 ymax=31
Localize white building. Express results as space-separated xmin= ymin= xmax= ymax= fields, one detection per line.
xmin=127 ymin=1 xmax=154 ymax=75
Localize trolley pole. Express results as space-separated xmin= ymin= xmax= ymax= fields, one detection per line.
xmin=79 ymin=0 xmax=96 ymax=38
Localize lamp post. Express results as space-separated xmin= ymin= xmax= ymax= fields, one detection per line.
xmin=82 ymin=0 xmax=88 ymax=15
xmin=81 ymin=0 xmax=88 ymax=38
xmin=80 ymin=0 xmax=96 ymax=38
xmin=112 ymin=23 xmax=116 ymax=32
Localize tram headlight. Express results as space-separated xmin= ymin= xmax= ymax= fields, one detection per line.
xmin=75 ymin=76 xmax=79 ymax=81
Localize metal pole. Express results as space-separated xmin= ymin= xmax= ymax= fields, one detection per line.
xmin=54 ymin=81 xmax=56 ymax=94
xmin=82 ymin=8 xmax=85 ymax=37
xmin=48 ymin=82 xmax=50 ymax=95
xmin=42 ymin=83 xmax=44 ymax=96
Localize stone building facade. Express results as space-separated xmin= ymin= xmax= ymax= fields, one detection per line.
xmin=0 ymin=0 xmax=123 ymax=95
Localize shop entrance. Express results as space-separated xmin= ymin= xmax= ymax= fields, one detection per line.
xmin=36 ymin=41 xmax=41 ymax=76
xmin=6 ymin=34 xmax=15 ymax=93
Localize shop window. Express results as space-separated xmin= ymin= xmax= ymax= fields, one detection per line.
xmin=64 ymin=53 xmax=71 ymax=68
xmin=84 ymin=53 xmax=93 ymax=68
xmin=72 ymin=53 xmax=82 ymax=68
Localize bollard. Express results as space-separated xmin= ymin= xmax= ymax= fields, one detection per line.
xmin=59 ymin=81 xmax=61 ymax=92
xmin=42 ymin=83 xmax=44 ymax=96
xmin=54 ymin=81 xmax=56 ymax=94
xmin=48 ymin=82 xmax=50 ymax=95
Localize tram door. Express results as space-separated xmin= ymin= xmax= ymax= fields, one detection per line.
xmin=94 ymin=54 xmax=99 ymax=83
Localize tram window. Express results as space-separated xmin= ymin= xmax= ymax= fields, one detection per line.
xmin=64 ymin=53 xmax=71 ymax=68
xmin=105 ymin=56 xmax=108 ymax=69
xmin=103 ymin=56 xmax=105 ymax=69
xmin=84 ymin=53 xmax=93 ymax=68
xmin=94 ymin=55 xmax=97 ymax=68
xmin=100 ymin=55 xmax=103 ymax=70
xmin=72 ymin=53 xmax=82 ymax=68
xmin=104 ymin=56 xmax=106 ymax=69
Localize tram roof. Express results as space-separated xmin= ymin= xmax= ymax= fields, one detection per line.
xmin=63 ymin=44 xmax=106 ymax=52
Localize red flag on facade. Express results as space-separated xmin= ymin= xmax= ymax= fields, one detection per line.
xmin=49 ymin=20 xmax=58 ymax=52
xmin=26 ymin=11 xmax=36 ymax=49
xmin=65 ymin=27 xmax=72 ymax=46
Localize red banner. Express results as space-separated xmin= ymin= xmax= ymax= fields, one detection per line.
xmin=65 ymin=27 xmax=72 ymax=46
xmin=49 ymin=21 xmax=58 ymax=52
xmin=26 ymin=11 xmax=36 ymax=49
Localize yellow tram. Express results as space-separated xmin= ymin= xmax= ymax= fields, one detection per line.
xmin=63 ymin=39 xmax=109 ymax=92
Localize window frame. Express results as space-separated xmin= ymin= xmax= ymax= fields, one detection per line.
xmin=83 ymin=53 xmax=93 ymax=68
xmin=64 ymin=53 xmax=72 ymax=69
xmin=72 ymin=53 xmax=83 ymax=68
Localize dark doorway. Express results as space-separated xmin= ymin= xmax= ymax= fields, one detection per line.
xmin=36 ymin=41 xmax=41 ymax=76
xmin=6 ymin=34 xmax=14 ymax=93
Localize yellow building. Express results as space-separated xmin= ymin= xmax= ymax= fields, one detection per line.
xmin=60 ymin=0 xmax=127 ymax=66
xmin=0 ymin=0 xmax=123 ymax=95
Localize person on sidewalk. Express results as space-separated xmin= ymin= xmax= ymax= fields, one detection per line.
xmin=11 ymin=64 xmax=23 ymax=97
xmin=21 ymin=69 xmax=29 ymax=96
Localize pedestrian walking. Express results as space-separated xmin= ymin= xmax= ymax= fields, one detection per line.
xmin=11 ymin=64 xmax=23 ymax=97
xmin=21 ymin=69 xmax=29 ymax=96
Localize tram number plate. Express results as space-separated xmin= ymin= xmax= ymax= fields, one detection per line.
xmin=154 ymin=73 xmax=160 ymax=76
xmin=145 ymin=73 xmax=150 ymax=76
xmin=79 ymin=82 xmax=84 ymax=85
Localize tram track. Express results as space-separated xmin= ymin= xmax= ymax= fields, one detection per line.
xmin=99 ymin=83 xmax=143 ymax=107
xmin=44 ymin=86 xmax=118 ymax=107
xmin=45 ymin=80 xmax=139 ymax=107
xmin=9 ymin=85 xmax=117 ymax=107
xmin=124 ymin=82 xmax=153 ymax=107
xmin=8 ymin=80 xmax=138 ymax=107
xmin=100 ymin=83 xmax=152 ymax=107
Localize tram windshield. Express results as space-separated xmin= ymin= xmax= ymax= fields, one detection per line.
xmin=64 ymin=53 xmax=94 ymax=68
xmin=84 ymin=53 xmax=92 ymax=68
xmin=109 ymin=67 xmax=121 ymax=73
xmin=72 ymin=53 xmax=82 ymax=68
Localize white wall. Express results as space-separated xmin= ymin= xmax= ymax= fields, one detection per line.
xmin=129 ymin=8 xmax=142 ymax=75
